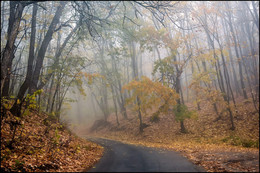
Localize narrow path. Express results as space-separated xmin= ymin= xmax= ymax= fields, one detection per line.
xmin=86 ymin=137 xmax=205 ymax=172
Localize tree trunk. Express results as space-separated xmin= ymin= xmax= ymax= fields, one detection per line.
xmin=1 ymin=2 xmax=24 ymax=95
xmin=225 ymin=2 xmax=248 ymax=99
xmin=10 ymin=2 xmax=66 ymax=116
xmin=137 ymin=96 xmax=143 ymax=133
xmin=30 ymin=1 xmax=67 ymax=93
xmin=130 ymin=41 xmax=143 ymax=132
xmin=222 ymin=17 xmax=240 ymax=96
xmin=109 ymin=43 xmax=128 ymax=119
xmin=180 ymin=120 xmax=186 ymax=133
xmin=14 ymin=3 xmax=37 ymax=99
xmin=111 ymin=85 xmax=119 ymax=126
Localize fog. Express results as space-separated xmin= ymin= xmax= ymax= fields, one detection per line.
xmin=56 ymin=1 xmax=259 ymax=134
xmin=61 ymin=46 xmax=169 ymax=131
xmin=1 ymin=1 xmax=259 ymax=134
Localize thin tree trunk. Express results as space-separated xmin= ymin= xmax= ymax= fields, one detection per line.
xmin=224 ymin=2 xmax=248 ymax=99
xmin=222 ymin=17 xmax=240 ymax=96
xmin=111 ymin=85 xmax=119 ymax=126
xmin=130 ymin=41 xmax=143 ymax=132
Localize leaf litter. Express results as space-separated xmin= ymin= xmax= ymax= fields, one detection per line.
xmin=82 ymin=100 xmax=259 ymax=172
xmin=1 ymin=109 xmax=104 ymax=172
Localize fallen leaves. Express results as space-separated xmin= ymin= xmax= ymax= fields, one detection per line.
xmin=1 ymin=109 xmax=104 ymax=172
xmin=85 ymin=100 xmax=259 ymax=172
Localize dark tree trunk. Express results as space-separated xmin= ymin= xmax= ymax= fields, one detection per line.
xmin=2 ymin=52 xmax=14 ymax=97
xmin=137 ymin=96 xmax=143 ymax=133
xmin=14 ymin=3 xmax=37 ymax=99
xmin=180 ymin=120 xmax=186 ymax=133
xmin=1 ymin=2 xmax=24 ymax=95
xmin=30 ymin=1 xmax=67 ymax=93
xmin=9 ymin=3 xmax=37 ymax=116
xmin=10 ymin=2 xmax=66 ymax=116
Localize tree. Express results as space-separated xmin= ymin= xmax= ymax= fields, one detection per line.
xmin=1 ymin=1 xmax=33 ymax=95
xmin=10 ymin=1 xmax=67 ymax=116
xmin=123 ymin=76 xmax=178 ymax=130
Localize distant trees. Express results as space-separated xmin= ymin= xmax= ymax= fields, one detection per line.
xmin=1 ymin=1 xmax=259 ymax=134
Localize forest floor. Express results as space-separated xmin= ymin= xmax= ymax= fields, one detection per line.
xmin=79 ymin=100 xmax=259 ymax=172
xmin=1 ymin=108 xmax=104 ymax=172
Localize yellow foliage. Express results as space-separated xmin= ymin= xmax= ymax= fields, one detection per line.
xmin=123 ymin=76 xmax=179 ymax=116
xmin=82 ymin=72 xmax=105 ymax=85
xmin=23 ymin=14 xmax=32 ymax=21
xmin=189 ymin=71 xmax=223 ymax=105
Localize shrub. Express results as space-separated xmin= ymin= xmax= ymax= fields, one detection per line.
xmin=221 ymin=135 xmax=259 ymax=148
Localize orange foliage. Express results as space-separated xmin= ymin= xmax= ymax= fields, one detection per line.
xmin=122 ymin=76 xmax=179 ymax=116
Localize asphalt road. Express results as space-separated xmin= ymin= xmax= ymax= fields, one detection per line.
xmin=87 ymin=137 xmax=205 ymax=172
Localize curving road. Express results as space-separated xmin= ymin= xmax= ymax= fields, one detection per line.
xmin=86 ymin=137 xmax=204 ymax=172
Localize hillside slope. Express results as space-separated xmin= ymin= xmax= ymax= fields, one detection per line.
xmin=1 ymin=109 xmax=103 ymax=172
xmin=83 ymin=101 xmax=259 ymax=172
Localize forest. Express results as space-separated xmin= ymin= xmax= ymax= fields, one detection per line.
xmin=1 ymin=1 xmax=259 ymax=172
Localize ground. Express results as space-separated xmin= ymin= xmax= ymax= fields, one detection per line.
xmin=78 ymin=99 xmax=259 ymax=172
xmin=87 ymin=137 xmax=204 ymax=172
xmin=1 ymin=109 xmax=104 ymax=172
